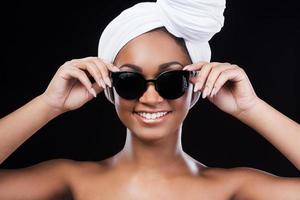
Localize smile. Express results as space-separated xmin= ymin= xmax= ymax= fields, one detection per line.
xmin=136 ymin=112 xmax=168 ymax=120
xmin=134 ymin=111 xmax=172 ymax=125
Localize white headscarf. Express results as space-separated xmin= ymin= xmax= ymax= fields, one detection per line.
xmin=98 ymin=0 xmax=225 ymax=63
xmin=98 ymin=0 xmax=226 ymax=104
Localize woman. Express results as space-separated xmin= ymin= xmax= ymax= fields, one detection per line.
xmin=1 ymin=1 xmax=300 ymax=200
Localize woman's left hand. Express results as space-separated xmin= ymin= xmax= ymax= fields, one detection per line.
xmin=183 ymin=62 xmax=260 ymax=117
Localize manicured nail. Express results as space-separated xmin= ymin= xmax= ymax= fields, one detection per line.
xmin=104 ymin=76 xmax=112 ymax=87
xmin=193 ymin=84 xmax=198 ymax=92
xmin=210 ymin=88 xmax=216 ymax=97
xmin=183 ymin=65 xmax=192 ymax=70
xmin=113 ymin=66 xmax=120 ymax=71
xmin=104 ymin=76 xmax=111 ymax=87
xmin=96 ymin=80 xmax=102 ymax=88
xmin=213 ymin=88 xmax=218 ymax=96
xmin=99 ymin=79 xmax=106 ymax=89
xmin=90 ymin=88 xmax=97 ymax=98
xmin=202 ymin=86 xmax=208 ymax=99
xmin=183 ymin=65 xmax=189 ymax=70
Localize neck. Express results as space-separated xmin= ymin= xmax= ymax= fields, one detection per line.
xmin=116 ymin=125 xmax=192 ymax=173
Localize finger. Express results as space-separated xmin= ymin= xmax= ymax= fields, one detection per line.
xmin=68 ymin=58 xmax=107 ymax=89
xmin=102 ymin=59 xmax=120 ymax=72
xmin=92 ymin=58 xmax=113 ymax=87
xmin=99 ymin=59 xmax=121 ymax=88
xmin=202 ymin=63 xmax=233 ymax=98
xmin=85 ymin=58 xmax=111 ymax=88
xmin=182 ymin=61 xmax=208 ymax=71
xmin=85 ymin=61 xmax=107 ymax=89
xmin=64 ymin=67 xmax=97 ymax=97
xmin=210 ymin=67 xmax=242 ymax=97
xmin=83 ymin=82 xmax=103 ymax=101
xmin=92 ymin=82 xmax=103 ymax=94
xmin=192 ymin=62 xmax=218 ymax=92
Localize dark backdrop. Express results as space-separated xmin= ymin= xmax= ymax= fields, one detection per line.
xmin=1 ymin=1 xmax=299 ymax=177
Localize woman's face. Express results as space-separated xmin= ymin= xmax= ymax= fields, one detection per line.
xmin=113 ymin=30 xmax=193 ymax=142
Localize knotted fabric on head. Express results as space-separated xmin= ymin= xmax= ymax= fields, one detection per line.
xmin=98 ymin=0 xmax=226 ymax=104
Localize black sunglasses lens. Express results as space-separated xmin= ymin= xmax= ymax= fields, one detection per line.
xmin=112 ymin=72 xmax=145 ymax=99
xmin=156 ymin=71 xmax=190 ymax=99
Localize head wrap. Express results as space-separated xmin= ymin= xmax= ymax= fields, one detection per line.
xmin=98 ymin=0 xmax=226 ymax=104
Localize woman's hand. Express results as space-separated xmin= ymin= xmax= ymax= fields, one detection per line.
xmin=40 ymin=57 xmax=119 ymax=114
xmin=184 ymin=62 xmax=260 ymax=117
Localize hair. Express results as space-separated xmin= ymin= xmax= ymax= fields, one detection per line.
xmin=148 ymin=27 xmax=192 ymax=64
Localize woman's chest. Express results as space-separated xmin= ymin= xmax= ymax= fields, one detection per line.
xmin=71 ymin=175 xmax=234 ymax=200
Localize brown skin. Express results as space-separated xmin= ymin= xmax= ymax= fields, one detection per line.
xmin=0 ymin=30 xmax=299 ymax=200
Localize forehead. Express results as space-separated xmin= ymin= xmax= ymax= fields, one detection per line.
xmin=114 ymin=30 xmax=190 ymax=74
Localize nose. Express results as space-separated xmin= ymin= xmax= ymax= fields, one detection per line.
xmin=138 ymin=83 xmax=164 ymax=104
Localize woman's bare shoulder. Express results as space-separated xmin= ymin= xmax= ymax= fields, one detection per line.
xmin=203 ymin=166 xmax=277 ymax=179
xmin=29 ymin=158 xmax=112 ymax=181
xmin=49 ymin=158 xmax=112 ymax=174
xmin=199 ymin=165 xmax=276 ymax=181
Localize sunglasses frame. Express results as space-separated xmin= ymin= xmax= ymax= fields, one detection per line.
xmin=110 ymin=70 xmax=197 ymax=100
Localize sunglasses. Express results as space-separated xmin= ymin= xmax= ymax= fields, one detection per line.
xmin=110 ymin=70 xmax=196 ymax=100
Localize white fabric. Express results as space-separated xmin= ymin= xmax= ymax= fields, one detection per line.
xmin=98 ymin=0 xmax=226 ymax=63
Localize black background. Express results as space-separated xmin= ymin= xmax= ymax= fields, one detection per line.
xmin=1 ymin=1 xmax=299 ymax=177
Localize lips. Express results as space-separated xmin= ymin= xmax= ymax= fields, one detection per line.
xmin=134 ymin=111 xmax=172 ymax=125
xmin=136 ymin=111 xmax=168 ymax=120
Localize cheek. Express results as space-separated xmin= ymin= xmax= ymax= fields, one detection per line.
xmin=171 ymin=86 xmax=193 ymax=116
xmin=114 ymin=92 xmax=135 ymax=123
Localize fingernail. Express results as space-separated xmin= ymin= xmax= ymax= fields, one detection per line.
xmin=210 ymin=88 xmax=215 ymax=97
xmin=113 ymin=66 xmax=120 ymax=71
xmin=213 ymin=88 xmax=218 ymax=96
xmin=90 ymin=88 xmax=97 ymax=98
xmin=99 ymin=79 xmax=106 ymax=89
xmin=183 ymin=65 xmax=189 ymax=70
xmin=193 ymin=84 xmax=198 ymax=92
xmin=202 ymin=87 xmax=208 ymax=99
xmin=96 ymin=80 xmax=102 ymax=88
xmin=183 ymin=65 xmax=192 ymax=70
xmin=105 ymin=77 xmax=112 ymax=87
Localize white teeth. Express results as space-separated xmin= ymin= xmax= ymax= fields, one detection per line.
xmin=137 ymin=112 xmax=168 ymax=120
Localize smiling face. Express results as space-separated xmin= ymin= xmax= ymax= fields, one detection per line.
xmin=113 ymin=28 xmax=193 ymax=142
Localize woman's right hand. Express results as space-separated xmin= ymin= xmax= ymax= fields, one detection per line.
xmin=40 ymin=57 xmax=119 ymax=114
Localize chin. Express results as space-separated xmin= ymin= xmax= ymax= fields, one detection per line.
xmin=130 ymin=126 xmax=173 ymax=143
xmin=125 ymin=112 xmax=183 ymax=143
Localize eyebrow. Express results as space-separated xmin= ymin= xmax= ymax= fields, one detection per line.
xmin=119 ymin=61 xmax=184 ymax=72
